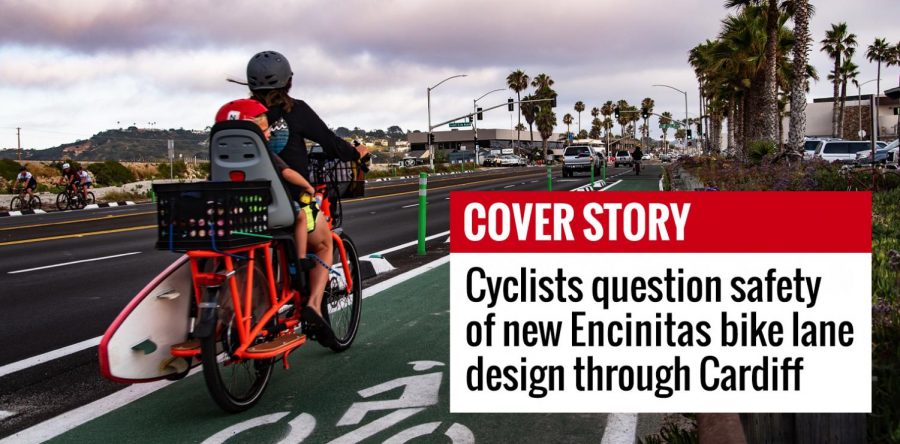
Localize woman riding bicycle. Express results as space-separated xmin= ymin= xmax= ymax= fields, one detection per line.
xmin=236 ymin=50 xmax=368 ymax=346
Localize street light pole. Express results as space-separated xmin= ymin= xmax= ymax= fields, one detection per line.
xmin=427 ymin=74 xmax=467 ymax=171
xmin=855 ymin=79 xmax=877 ymax=140
xmin=473 ymin=88 xmax=505 ymax=166
xmin=653 ymin=84 xmax=689 ymax=152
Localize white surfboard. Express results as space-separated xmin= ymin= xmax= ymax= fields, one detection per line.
xmin=99 ymin=255 xmax=196 ymax=383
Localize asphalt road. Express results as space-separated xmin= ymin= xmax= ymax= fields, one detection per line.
xmin=0 ymin=163 xmax=663 ymax=439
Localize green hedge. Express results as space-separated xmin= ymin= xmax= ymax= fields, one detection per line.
xmin=87 ymin=160 xmax=135 ymax=186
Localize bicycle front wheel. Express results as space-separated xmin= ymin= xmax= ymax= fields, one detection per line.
xmin=200 ymin=258 xmax=275 ymax=413
xmin=30 ymin=196 xmax=42 ymax=210
xmin=322 ymin=232 xmax=362 ymax=352
xmin=85 ymin=192 xmax=95 ymax=205
xmin=10 ymin=197 xmax=22 ymax=211
xmin=56 ymin=193 xmax=69 ymax=211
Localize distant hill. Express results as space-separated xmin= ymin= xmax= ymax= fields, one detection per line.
xmin=0 ymin=127 xmax=209 ymax=162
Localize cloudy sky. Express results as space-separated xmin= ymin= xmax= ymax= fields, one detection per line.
xmin=1 ymin=0 xmax=897 ymax=149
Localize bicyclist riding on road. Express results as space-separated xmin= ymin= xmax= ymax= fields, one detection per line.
xmin=631 ymin=146 xmax=643 ymax=175
xmin=60 ymin=163 xmax=81 ymax=196
xmin=76 ymin=166 xmax=92 ymax=200
xmin=14 ymin=165 xmax=38 ymax=202
xmin=234 ymin=50 xmax=369 ymax=346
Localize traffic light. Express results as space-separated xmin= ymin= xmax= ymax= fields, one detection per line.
xmin=641 ymin=107 xmax=649 ymax=120
xmin=614 ymin=106 xmax=620 ymax=119
xmin=550 ymin=97 xmax=557 ymax=107
xmin=477 ymin=107 xmax=483 ymax=120
xmin=686 ymin=129 xmax=693 ymax=140
xmin=429 ymin=133 xmax=435 ymax=144
xmin=508 ymin=98 xmax=514 ymax=111
xmin=468 ymin=115 xmax=473 ymax=123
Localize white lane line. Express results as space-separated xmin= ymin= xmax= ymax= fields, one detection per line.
xmin=530 ymin=180 xmax=538 ymax=183
xmin=0 ymin=411 xmax=15 ymax=421
xmin=6 ymin=257 xmax=451 ymax=443
xmin=503 ymin=185 xmax=515 ymax=189
xmin=401 ymin=204 xmax=419 ymax=208
xmin=598 ymin=180 xmax=623 ymax=191
xmin=365 ymin=230 xmax=451 ymax=257
xmin=8 ymin=251 xmax=142 ymax=274
xmin=0 ymin=337 xmax=101 ymax=379
xmin=600 ymin=413 xmax=637 ymax=444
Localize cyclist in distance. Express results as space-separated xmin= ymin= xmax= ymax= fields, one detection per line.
xmin=76 ymin=165 xmax=92 ymax=202
xmin=631 ymin=146 xmax=643 ymax=175
xmin=13 ymin=165 xmax=38 ymax=203
xmin=59 ymin=163 xmax=81 ymax=196
xmin=233 ymin=50 xmax=368 ymax=345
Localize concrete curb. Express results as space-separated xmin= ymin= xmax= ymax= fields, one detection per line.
xmin=82 ymin=201 xmax=137 ymax=210
xmin=358 ymin=255 xmax=396 ymax=281
xmin=0 ymin=209 xmax=47 ymax=217
xmin=570 ymin=181 xmax=608 ymax=191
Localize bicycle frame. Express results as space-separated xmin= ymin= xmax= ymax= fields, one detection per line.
xmin=172 ymin=186 xmax=355 ymax=362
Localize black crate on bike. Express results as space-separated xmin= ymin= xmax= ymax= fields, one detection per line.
xmin=307 ymin=158 xmax=365 ymax=198
xmin=153 ymin=181 xmax=272 ymax=251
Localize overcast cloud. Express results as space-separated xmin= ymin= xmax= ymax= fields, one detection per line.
xmin=0 ymin=0 xmax=897 ymax=149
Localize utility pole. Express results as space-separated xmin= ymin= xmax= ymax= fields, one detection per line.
xmin=16 ymin=127 xmax=21 ymax=162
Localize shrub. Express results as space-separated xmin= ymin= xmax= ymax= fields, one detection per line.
xmin=88 ymin=160 xmax=135 ymax=186
xmin=157 ymin=160 xmax=188 ymax=179
xmin=0 ymin=159 xmax=22 ymax=181
xmin=48 ymin=159 xmax=81 ymax=172
xmin=747 ymin=140 xmax=776 ymax=163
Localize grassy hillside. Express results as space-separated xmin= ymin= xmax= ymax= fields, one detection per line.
xmin=0 ymin=127 xmax=208 ymax=161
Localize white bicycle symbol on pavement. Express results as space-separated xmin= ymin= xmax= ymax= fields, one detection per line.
xmin=203 ymin=361 xmax=474 ymax=444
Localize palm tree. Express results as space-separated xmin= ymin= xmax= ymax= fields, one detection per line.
xmin=531 ymin=73 xmax=554 ymax=91
xmin=590 ymin=117 xmax=602 ymax=139
xmin=507 ymin=69 xmax=530 ymax=147
xmin=889 ymin=42 xmax=900 ymax=134
xmin=867 ymin=38 xmax=892 ymax=140
xmin=535 ymin=108 xmax=557 ymax=161
xmin=640 ymin=97 xmax=655 ymax=142
xmin=828 ymin=59 xmax=858 ymax=138
xmin=574 ymin=101 xmax=585 ymax=134
xmin=725 ymin=0 xmax=780 ymax=144
xmin=616 ymin=100 xmax=630 ymax=138
xmin=563 ymin=113 xmax=574 ymax=141
xmin=787 ymin=0 xmax=812 ymax=156
xmin=521 ymin=94 xmax=537 ymax=145
xmin=821 ymin=22 xmax=857 ymax=137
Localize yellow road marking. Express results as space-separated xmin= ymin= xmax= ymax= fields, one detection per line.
xmin=0 ymin=211 xmax=156 ymax=232
xmin=2 ymin=171 xmax=554 ymax=246
xmin=346 ymin=170 xmax=551 ymax=203
xmin=0 ymin=225 xmax=157 ymax=247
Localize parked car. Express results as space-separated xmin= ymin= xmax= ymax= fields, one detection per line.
xmin=642 ymin=153 xmax=652 ymax=160
xmin=481 ymin=155 xmax=499 ymax=167
xmin=813 ymin=140 xmax=876 ymax=163
xmin=854 ymin=144 xmax=891 ymax=166
xmin=562 ymin=145 xmax=600 ymax=177
xmin=497 ymin=154 xmax=526 ymax=167
xmin=614 ymin=150 xmax=633 ymax=168
xmin=886 ymin=140 xmax=899 ymax=169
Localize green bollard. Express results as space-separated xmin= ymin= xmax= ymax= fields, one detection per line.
xmin=547 ymin=166 xmax=552 ymax=191
xmin=417 ymin=172 xmax=427 ymax=256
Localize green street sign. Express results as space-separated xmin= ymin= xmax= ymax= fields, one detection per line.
xmin=659 ymin=123 xmax=681 ymax=129
xmin=449 ymin=122 xmax=472 ymax=128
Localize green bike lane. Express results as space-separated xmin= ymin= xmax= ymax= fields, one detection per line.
xmin=37 ymin=263 xmax=615 ymax=443
xmin=22 ymin=169 xmax=663 ymax=443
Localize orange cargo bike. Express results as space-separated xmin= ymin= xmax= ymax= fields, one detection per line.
xmin=99 ymin=121 xmax=365 ymax=412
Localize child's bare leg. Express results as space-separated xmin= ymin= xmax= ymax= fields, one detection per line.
xmin=295 ymin=209 xmax=308 ymax=260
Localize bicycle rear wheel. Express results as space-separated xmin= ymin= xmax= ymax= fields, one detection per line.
xmin=10 ymin=197 xmax=22 ymax=211
xmin=200 ymin=257 xmax=275 ymax=413
xmin=321 ymin=232 xmax=362 ymax=352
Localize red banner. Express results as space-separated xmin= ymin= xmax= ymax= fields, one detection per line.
xmin=449 ymin=192 xmax=871 ymax=253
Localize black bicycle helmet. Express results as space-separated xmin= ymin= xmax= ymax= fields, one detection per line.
xmin=246 ymin=51 xmax=292 ymax=91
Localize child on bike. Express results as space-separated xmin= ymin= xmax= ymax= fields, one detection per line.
xmin=215 ymin=100 xmax=323 ymax=321
xmin=14 ymin=165 xmax=38 ymax=203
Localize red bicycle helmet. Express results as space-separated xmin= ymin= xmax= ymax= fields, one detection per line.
xmin=215 ymin=99 xmax=267 ymax=122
